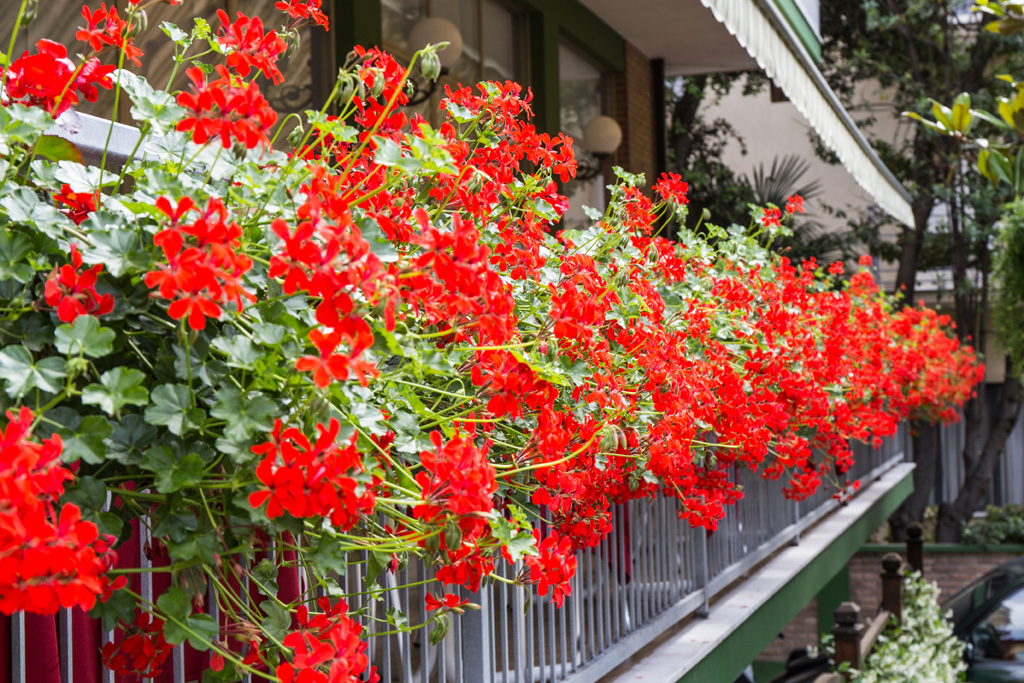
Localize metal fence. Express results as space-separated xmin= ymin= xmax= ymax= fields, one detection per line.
xmin=932 ymin=400 xmax=1024 ymax=508
xmin=10 ymin=113 xmax=915 ymax=683
xmin=7 ymin=426 xmax=909 ymax=683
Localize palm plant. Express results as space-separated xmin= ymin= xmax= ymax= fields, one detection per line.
xmin=746 ymin=154 xmax=857 ymax=264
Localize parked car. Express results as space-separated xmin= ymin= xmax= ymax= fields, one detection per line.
xmin=946 ymin=556 xmax=1024 ymax=682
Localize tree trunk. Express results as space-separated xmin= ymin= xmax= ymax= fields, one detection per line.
xmin=890 ymin=421 xmax=939 ymax=541
xmin=892 ymin=179 xmax=936 ymax=305
xmin=935 ymin=373 xmax=1023 ymax=542
xmin=668 ymin=74 xmax=707 ymax=174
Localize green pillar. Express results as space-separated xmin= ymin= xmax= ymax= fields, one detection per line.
xmin=817 ymin=564 xmax=850 ymax=638
xmin=334 ymin=0 xmax=383 ymax=60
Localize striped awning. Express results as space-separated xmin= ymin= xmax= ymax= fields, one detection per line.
xmin=697 ymin=0 xmax=915 ymax=226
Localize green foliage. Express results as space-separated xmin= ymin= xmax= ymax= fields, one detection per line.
xmin=994 ymin=201 xmax=1024 ymax=374
xmin=962 ymin=504 xmax=1024 ymax=544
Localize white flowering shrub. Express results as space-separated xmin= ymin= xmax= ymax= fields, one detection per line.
xmin=846 ymin=573 xmax=967 ymax=683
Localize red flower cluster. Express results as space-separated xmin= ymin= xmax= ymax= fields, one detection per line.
xmin=77 ymin=3 xmax=143 ymax=66
xmin=249 ymin=419 xmax=376 ymax=531
xmin=216 ymin=10 xmax=287 ymax=84
xmin=653 ymin=172 xmax=689 ymax=205
xmin=145 ymin=196 xmax=254 ymax=330
xmin=0 ymin=408 xmax=119 ymax=614
xmin=101 ymin=612 xmax=171 ymax=678
xmin=275 ymin=0 xmax=329 ymax=29
xmin=176 ymin=65 xmax=278 ymax=149
xmin=53 ymin=184 xmax=97 ymax=225
xmin=278 ymin=598 xmax=377 ymax=683
xmin=414 ymin=431 xmax=498 ymax=591
xmin=44 ymin=244 xmax=114 ymax=323
xmin=524 ymin=531 xmax=577 ymax=608
xmin=424 ymin=592 xmax=470 ymax=612
xmin=1 ymin=39 xmax=113 ymax=117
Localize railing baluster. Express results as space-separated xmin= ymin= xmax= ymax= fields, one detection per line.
xmin=59 ymin=608 xmax=72 ymax=683
xmin=12 ymin=611 xmax=25 ymax=683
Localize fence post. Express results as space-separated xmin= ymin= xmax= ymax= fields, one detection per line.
xmin=831 ymin=602 xmax=863 ymax=678
xmin=880 ymin=553 xmax=903 ymax=626
xmin=462 ymin=587 xmax=493 ymax=683
xmin=906 ymin=522 xmax=924 ymax=575
xmin=695 ymin=529 xmax=709 ymax=617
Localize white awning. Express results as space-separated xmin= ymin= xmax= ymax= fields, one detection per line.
xmin=580 ymin=0 xmax=916 ymax=227
xmin=696 ymin=0 xmax=915 ymax=226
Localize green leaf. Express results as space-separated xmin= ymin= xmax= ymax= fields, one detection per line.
xmin=387 ymin=606 xmax=409 ymax=629
xmin=251 ymin=323 xmax=287 ymax=345
xmin=33 ymin=135 xmax=83 ymax=164
xmin=209 ymin=386 xmax=277 ymax=441
xmin=364 ymin=550 xmax=391 ymax=588
xmin=167 ymin=530 xmax=216 ymax=564
xmin=82 ymin=367 xmax=149 ymax=415
xmin=62 ymin=475 xmax=107 ymax=513
xmin=157 ymin=586 xmax=191 ymax=622
xmin=390 ymin=410 xmax=420 ymax=452
xmin=55 ymin=160 xmax=117 ymax=193
xmin=250 ymin=559 xmax=279 ymax=597
xmin=107 ymin=414 xmax=158 ymax=464
xmin=152 ymin=508 xmax=197 ymax=543
xmin=89 ymin=588 xmax=136 ymax=631
xmin=180 ymin=613 xmax=218 ymax=650
xmin=55 ymin=315 xmax=115 ymax=357
xmin=307 ymin=534 xmax=349 ymax=575
xmin=261 ymin=600 xmax=291 ymax=642
xmin=59 ymin=415 xmax=113 ymax=464
xmin=141 ymin=446 xmax=205 ymax=493
xmin=373 ymin=136 xmax=403 ymax=166
xmin=951 ymin=93 xmax=973 ymax=133
xmin=85 ymin=227 xmax=151 ymax=277
xmin=145 ymin=384 xmax=203 ymax=435
xmin=0 ymin=230 xmax=34 ymax=283
xmin=1 ymin=187 xmax=74 ymax=239
xmin=211 ymin=335 xmax=265 ymax=368
xmin=0 ymin=345 xmax=65 ymax=397
xmin=160 ymin=21 xmax=190 ymax=45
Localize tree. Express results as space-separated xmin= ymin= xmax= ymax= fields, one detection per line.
xmin=819 ymin=0 xmax=1024 ymax=540
xmin=666 ymin=73 xmax=759 ymax=229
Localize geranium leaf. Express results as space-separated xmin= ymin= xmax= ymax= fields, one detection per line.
xmin=0 ymin=345 xmax=65 ymax=397
xmin=0 ymin=230 xmax=34 ymax=283
xmin=55 ymin=315 xmax=115 ymax=357
xmin=58 ymin=415 xmax=113 ymax=464
xmin=33 ymin=135 xmax=83 ymax=164
xmin=210 ymin=385 xmax=277 ymax=441
xmin=82 ymin=367 xmax=149 ymax=415
xmin=141 ymin=446 xmax=205 ymax=493
xmin=145 ymin=384 xmax=203 ymax=435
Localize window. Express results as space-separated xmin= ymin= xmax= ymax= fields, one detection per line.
xmin=559 ymin=40 xmax=611 ymax=231
xmin=969 ymin=585 xmax=1024 ymax=663
xmin=382 ymin=0 xmax=527 ymax=122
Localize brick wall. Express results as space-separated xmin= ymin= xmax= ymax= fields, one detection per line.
xmin=849 ymin=549 xmax=1022 ymax=615
xmin=612 ymin=42 xmax=657 ymax=189
xmin=759 ymin=596 xmax=820 ymax=661
xmin=756 ymin=548 xmax=1024 ymax=666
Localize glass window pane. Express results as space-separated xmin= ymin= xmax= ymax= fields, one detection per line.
xmin=971 ymin=585 xmax=1024 ymax=662
xmin=382 ymin=0 xmax=427 ymax=59
xmin=481 ymin=0 xmax=521 ymax=83
xmin=433 ymin=0 xmax=481 ymax=86
xmin=559 ymin=41 xmax=606 ymax=231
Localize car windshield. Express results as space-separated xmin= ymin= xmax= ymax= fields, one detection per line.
xmin=945 ymin=570 xmax=1016 ymax=627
